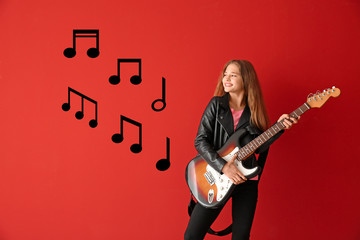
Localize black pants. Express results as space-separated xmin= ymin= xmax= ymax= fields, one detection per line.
xmin=184 ymin=181 xmax=258 ymax=240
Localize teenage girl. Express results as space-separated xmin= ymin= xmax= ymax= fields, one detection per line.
xmin=184 ymin=60 xmax=299 ymax=240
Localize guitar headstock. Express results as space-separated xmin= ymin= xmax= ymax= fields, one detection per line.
xmin=307 ymin=86 xmax=341 ymax=108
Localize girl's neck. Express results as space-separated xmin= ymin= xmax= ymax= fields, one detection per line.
xmin=229 ymin=91 xmax=245 ymax=111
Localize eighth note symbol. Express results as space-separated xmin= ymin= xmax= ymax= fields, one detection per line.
xmin=109 ymin=58 xmax=142 ymax=85
xmin=156 ymin=137 xmax=170 ymax=171
xmin=112 ymin=115 xmax=142 ymax=153
xmin=151 ymin=77 xmax=166 ymax=112
xmin=61 ymin=87 xmax=98 ymax=128
xmin=63 ymin=29 xmax=100 ymax=58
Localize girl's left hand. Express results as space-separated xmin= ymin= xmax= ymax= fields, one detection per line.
xmin=277 ymin=114 xmax=300 ymax=130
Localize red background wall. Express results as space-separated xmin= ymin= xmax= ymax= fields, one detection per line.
xmin=1 ymin=0 xmax=359 ymax=239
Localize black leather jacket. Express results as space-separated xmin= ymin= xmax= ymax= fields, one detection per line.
xmin=194 ymin=93 xmax=283 ymax=175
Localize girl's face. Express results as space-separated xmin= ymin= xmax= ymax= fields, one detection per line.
xmin=222 ymin=63 xmax=243 ymax=94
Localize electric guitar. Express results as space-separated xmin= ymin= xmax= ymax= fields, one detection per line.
xmin=185 ymin=87 xmax=341 ymax=208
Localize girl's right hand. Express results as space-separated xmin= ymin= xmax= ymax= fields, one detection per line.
xmin=221 ymin=153 xmax=247 ymax=185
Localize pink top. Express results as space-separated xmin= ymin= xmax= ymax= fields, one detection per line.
xmin=230 ymin=108 xmax=258 ymax=180
xmin=230 ymin=108 xmax=243 ymax=131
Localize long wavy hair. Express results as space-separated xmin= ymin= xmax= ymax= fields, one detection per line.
xmin=214 ymin=60 xmax=270 ymax=131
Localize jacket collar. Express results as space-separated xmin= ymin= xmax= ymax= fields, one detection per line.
xmin=217 ymin=93 xmax=251 ymax=136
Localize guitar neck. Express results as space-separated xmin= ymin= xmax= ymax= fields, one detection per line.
xmin=237 ymin=102 xmax=311 ymax=160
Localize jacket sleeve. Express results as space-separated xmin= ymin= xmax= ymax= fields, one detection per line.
xmin=194 ymin=98 xmax=227 ymax=173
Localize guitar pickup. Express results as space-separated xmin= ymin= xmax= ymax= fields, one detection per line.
xmin=204 ymin=171 xmax=215 ymax=186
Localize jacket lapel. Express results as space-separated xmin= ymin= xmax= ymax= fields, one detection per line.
xmin=217 ymin=93 xmax=252 ymax=136
xmin=235 ymin=105 xmax=251 ymax=130
xmin=217 ymin=93 xmax=235 ymax=136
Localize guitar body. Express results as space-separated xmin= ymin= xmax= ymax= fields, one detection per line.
xmin=185 ymin=128 xmax=261 ymax=209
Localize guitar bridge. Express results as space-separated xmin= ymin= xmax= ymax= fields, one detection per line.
xmin=204 ymin=171 xmax=215 ymax=186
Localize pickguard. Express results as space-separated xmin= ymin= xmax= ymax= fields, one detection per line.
xmin=205 ymin=147 xmax=259 ymax=202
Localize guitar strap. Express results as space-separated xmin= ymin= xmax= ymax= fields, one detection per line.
xmin=187 ymin=125 xmax=269 ymax=237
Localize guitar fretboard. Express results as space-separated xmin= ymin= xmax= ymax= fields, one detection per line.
xmin=237 ymin=103 xmax=311 ymax=160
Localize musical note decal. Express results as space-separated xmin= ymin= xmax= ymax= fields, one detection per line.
xmin=151 ymin=77 xmax=166 ymax=112
xmin=63 ymin=29 xmax=100 ymax=58
xmin=109 ymin=58 xmax=142 ymax=85
xmin=156 ymin=137 xmax=170 ymax=171
xmin=61 ymin=87 xmax=98 ymax=128
xmin=112 ymin=115 xmax=142 ymax=153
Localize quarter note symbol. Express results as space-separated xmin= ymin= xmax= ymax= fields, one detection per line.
xmin=156 ymin=137 xmax=170 ymax=171
xmin=109 ymin=58 xmax=142 ymax=85
xmin=63 ymin=29 xmax=100 ymax=58
xmin=61 ymin=87 xmax=98 ymax=128
xmin=112 ymin=115 xmax=142 ymax=153
xmin=151 ymin=77 xmax=166 ymax=112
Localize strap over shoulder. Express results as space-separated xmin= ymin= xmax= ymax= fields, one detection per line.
xmin=245 ymin=125 xmax=262 ymax=136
